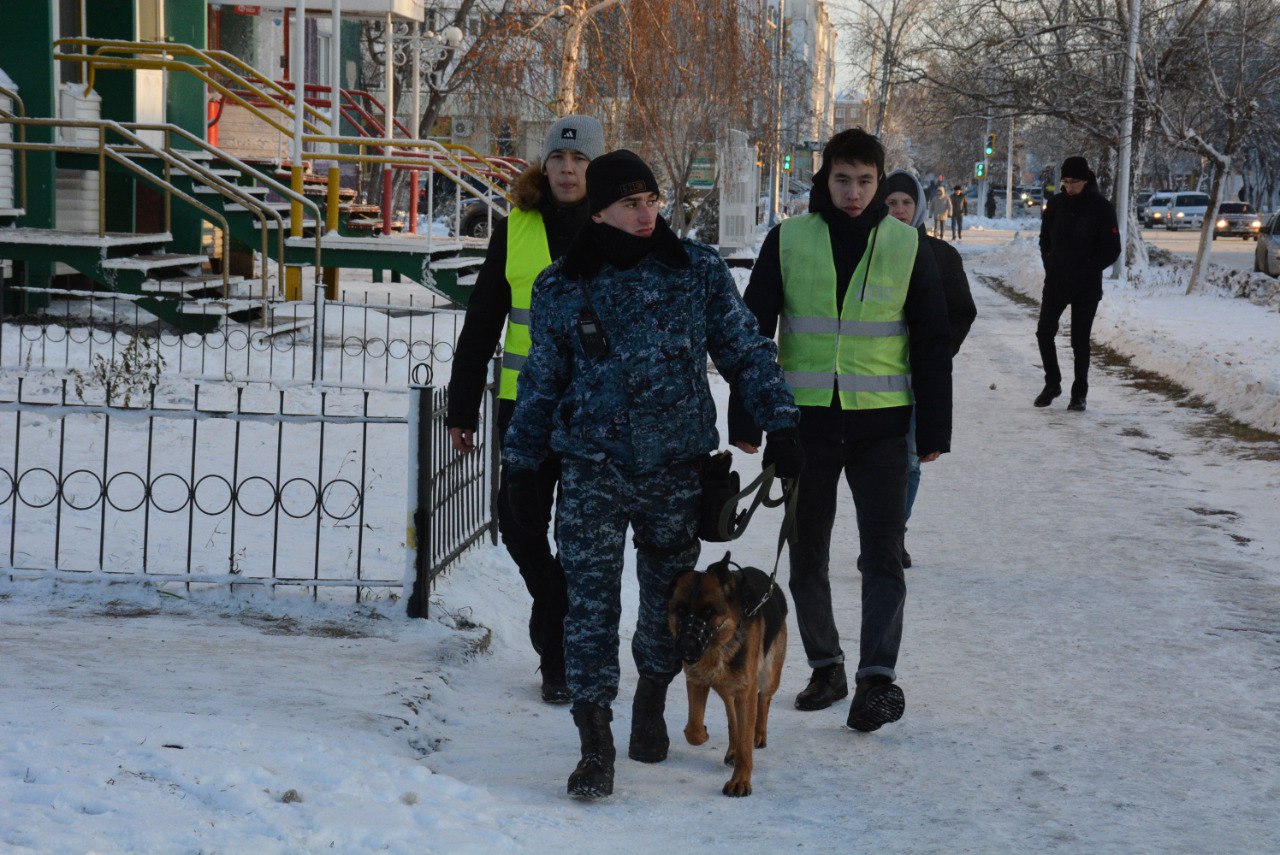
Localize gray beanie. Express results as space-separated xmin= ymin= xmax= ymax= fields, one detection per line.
xmin=541 ymin=115 xmax=605 ymax=166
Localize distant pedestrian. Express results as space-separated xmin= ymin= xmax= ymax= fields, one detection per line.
xmin=950 ymin=185 xmax=967 ymax=239
xmin=927 ymin=185 xmax=951 ymax=239
xmin=1034 ymin=156 xmax=1121 ymax=412
xmin=985 ymin=188 xmax=996 ymax=219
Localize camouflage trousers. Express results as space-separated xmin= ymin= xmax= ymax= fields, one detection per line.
xmin=557 ymin=457 xmax=701 ymax=711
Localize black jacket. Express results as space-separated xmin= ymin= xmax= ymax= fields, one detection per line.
xmin=728 ymin=176 xmax=953 ymax=458
xmin=921 ymin=229 xmax=977 ymax=355
xmin=1039 ymin=180 xmax=1121 ymax=302
xmin=445 ymin=197 xmax=590 ymax=433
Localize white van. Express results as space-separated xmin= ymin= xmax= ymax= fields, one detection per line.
xmin=1163 ymin=192 xmax=1210 ymax=230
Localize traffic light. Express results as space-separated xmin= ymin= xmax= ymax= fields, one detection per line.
xmin=974 ymin=162 xmax=985 ymax=179
xmin=984 ymin=134 xmax=996 ymax=157
xmin=782 ymin=153 xmax=793 ymax=172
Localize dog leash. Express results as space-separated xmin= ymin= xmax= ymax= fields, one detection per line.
xmin=717 ymin=465 xmax=798 ymax=617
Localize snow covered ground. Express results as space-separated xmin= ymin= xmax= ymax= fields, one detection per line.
xmin=3 ymin=230 xmax=1279 ymax=854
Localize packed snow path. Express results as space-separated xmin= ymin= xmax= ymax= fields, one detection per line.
xmin=2 ymin=272 xmax=1278 ymax=853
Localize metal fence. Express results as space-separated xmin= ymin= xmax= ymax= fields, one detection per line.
xmin=0 ymin=368 xmax=498 ymax=614
xmin=0 ymin=284 xmax=466 ymax=390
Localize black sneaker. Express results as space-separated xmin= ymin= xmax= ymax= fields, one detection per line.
xmin=846 ymin=677 xmax=905 ymax=732
xmin=1033 ymin=383 xmax=1062 ymax=407
xmin=795 ymin=663 xmax=848 ymax=711
xmin=1067 ymin=396 xmax=1087 ymax=412
xmin=902 ymin=550 xmax=912 ymax=569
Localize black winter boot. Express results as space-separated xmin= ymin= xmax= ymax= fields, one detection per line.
xmin=628 ymin=674 xmax=672 ymax=763
xmin=540 ymin=649 xmax=570 ymax=704
xmin=1034 ymin=383 xmax=1062 ymax=407
xmin=568 ymin=704 xmax=615 ymax=799
xmin=795 ymin=663 xmax=848 ymax=711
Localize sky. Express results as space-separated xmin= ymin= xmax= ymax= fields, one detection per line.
xmin=2 ymin=224 xmax=1279 ymax=854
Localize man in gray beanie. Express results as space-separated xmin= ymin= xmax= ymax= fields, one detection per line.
xmin=447 ymin=114 xmax=605 ymax=705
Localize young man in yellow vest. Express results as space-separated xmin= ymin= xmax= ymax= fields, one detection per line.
xmin=447 ymin=116 xmax=605 ymax=704
xmin=729 ymin=128 xmax=953 ymax=732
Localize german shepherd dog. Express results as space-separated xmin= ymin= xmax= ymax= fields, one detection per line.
xmin=666 ymin=552 xmax=787 ymax=797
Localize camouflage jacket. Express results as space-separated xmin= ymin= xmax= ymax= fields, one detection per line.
xmin=503 ymin=231 xmax=798 ymax=475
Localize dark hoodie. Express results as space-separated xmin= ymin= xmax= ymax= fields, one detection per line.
xmin=727 ymin=164 xmax=953 ymax=457
xmin=1038 ymin=177 xmax=1121 ymax=302
xmin=446 ymin=170 xmax=592 ymax=433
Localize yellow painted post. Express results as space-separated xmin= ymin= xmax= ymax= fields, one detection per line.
xmin=286 ymin=165 xmax=304 ymax=300
xmin=323 ymin=165 xmax=340 ymax=299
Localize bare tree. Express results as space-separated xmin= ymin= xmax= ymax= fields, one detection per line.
xmin=1137 ymin=0 xmax=1280 ymax=292
xmin=618 ymin=0 xmax=772 ymax=237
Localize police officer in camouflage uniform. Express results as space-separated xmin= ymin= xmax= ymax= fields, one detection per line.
xmin=502 ymin=150 xmax=801 ymax=799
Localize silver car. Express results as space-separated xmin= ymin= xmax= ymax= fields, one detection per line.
xmin=1255 ymin=214 xmax=1280 ymax=277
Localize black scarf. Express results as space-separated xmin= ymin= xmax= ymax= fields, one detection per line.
xmin=562 ymin=215 xmax=691 ymax=279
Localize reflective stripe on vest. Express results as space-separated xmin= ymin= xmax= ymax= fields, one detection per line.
xmin=499 ymin=209 xmax=553 ymax=400
xmin=777 ymin=213 xmax=917 ymax=410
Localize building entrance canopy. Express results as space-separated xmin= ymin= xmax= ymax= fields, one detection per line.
xmin=209 ymin=1 xmax=425 ymax=22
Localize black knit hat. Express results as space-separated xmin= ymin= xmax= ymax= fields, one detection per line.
xmin=881 ymin=171 xmax=920 ymax=201
xmin=1060 ymin=156 xmax=1092 ymax=181
xmin=586 ymin=149 xmax=660 ymax=213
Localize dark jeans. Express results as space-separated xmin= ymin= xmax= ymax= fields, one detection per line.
xmin=496 ymin=455 xmax=569 ymax=667
xmin=1036 ymin=291 xmax=1099 ymax=399
xmin=789 ymin=434 xmax=907 ymax=683
xmin=951 ymin=214 xmax=963 ymax=239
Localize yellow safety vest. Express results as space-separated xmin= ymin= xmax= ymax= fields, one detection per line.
xmin=499 ymin=208 xmax=553 ymax=400
xmin=778 ymin=213 xmax=916 ymax=410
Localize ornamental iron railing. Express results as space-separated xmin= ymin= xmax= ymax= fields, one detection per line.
xmin=0 ymin=366 xmax=498 ymax=614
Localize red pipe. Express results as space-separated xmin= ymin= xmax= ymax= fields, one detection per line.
xmin=409 ymin=170 xmax=419 ymax=234
xmin=382 ymin=168 xmax=393 ymax=236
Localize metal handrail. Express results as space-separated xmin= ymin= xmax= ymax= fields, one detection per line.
xmin=0 ymin=84 xmax=28 ymax=212
xmin=127 ymin=121 xmax=324 ymax=287
xmin=53 ymin=39 xmax=328 ymax=139
xmin=0 ymin=116 xmax=253 ymax=297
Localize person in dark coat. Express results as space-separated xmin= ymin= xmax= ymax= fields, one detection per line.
xmin=950 ymin=185 xmax=968 ymax=239
xmin=728 ymin=129 xmax=952 ymax=732
xmin=1034 ymin=156 xmax=1121 ymax=411
xmin=446 ymin=115 xmax=605 ymax=703
xmin=881 ymin=170 xmax=976 ymax=564
xmin=985 ymin=188 xmax=996 ymax=219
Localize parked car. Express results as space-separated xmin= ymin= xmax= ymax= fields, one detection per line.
xmin=1145 ymin=192 xmax=1173 ymax=227
xmin=1163 ymin=191 xmax=1211 ymax=230
xmin=1255 ymin=214 xmax=1280 ymax=277
xmin=1212 ymin=202 xmax=1263 ymax=240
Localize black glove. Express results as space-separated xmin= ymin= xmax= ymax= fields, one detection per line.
xmin=504 ymin=467 xmax=547 ymax=536
xmin=762 ymin=427 xmax=804 ymax=479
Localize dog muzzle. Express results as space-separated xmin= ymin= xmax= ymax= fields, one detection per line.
xmin=675 ymin=613 xmax=715 ymax=664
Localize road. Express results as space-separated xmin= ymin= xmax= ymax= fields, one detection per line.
xmin=1139 ymin=224 xmax=1259 ymax=272
xmin=958 ymin=220 xmax=1260 ymax=273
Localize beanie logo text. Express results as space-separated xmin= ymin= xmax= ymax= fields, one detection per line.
xmin=619 ymin=180 xmax=648 ymax=195
xmin=561 ymin=128 xmax=578 ymax=139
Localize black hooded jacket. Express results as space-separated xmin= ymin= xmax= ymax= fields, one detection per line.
xmin=1038 ymin=179 xmax=1121 ymax=302
xmin=445 ymin=194 xmax=591 ymax=433
xmin=727 ymin=169 xmax=953 ymax=457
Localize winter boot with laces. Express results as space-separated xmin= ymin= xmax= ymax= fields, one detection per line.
xmin=627 ymin=673 xmax=672 ymax=763
xmin=794 ymin=663 xmax=848 ymax=711
xmin=568 ymin=704 xmax=615 ymax=799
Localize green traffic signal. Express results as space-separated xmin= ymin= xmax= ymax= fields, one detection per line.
xmin=782 ymin=154 xmax=793 ymax=172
